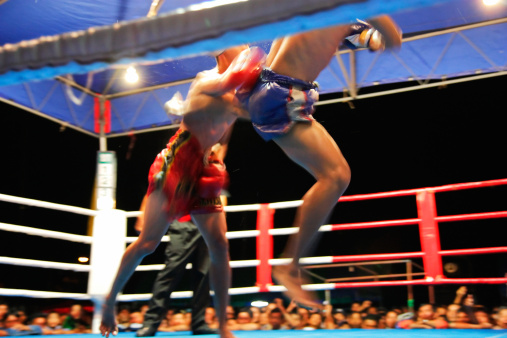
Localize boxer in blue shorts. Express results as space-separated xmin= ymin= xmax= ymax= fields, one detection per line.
xmin=239 ymin=68 xmax=318 ymax=141
xmin=238 ymin=15 xmax=402 ymax=309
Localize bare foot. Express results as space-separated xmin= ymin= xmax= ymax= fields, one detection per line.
xmin=272 ymin=264 xmax=323 ymax=310
xmin=368 ymin=15 xmax=402 ymax=50
xmin=219 ymin=328 xmax=237 ymax=338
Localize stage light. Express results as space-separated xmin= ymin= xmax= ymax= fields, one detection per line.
xmin=483 ymin=0 xmax=500 ymax=6
xmin=78 ymin=257 xmax=89 ymax=263
xmin=251 ymin=301 xmax=269 ymax=307
xmin=125 ymin=66 xmax=139 ymax=83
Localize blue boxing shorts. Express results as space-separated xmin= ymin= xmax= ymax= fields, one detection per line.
xmin=237 ymin=68 xmax=319 ymax=141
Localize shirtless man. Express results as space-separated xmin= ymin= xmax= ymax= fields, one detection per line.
xmin=237 ymin=15 xmax=402 ymax=308
xmin=99 ymin=46 xmax=265 ymax=338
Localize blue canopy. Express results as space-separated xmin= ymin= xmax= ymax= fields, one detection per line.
xmin=0 ymin=0 xmax=506 ymax=137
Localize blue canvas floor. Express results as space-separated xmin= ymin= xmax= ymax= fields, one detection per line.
xmin=14 ymin=330 xmax=507 ymax=338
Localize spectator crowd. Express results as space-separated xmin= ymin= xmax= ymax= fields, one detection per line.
xmin=1 ymin=287 xmax=506 ymax=335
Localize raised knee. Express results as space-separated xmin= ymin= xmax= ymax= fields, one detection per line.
xmin=328 ymin=164 xmax=351 ymax=193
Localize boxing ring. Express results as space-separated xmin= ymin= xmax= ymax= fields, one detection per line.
xmin=1 ymin=178 xmax=507 ymax=334
xmin=1 ymin=0 xmax=507 ymax=336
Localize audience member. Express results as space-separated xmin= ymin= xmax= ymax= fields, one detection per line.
xmin=15 ymin=310 xmax=27 ymax=326
xmin=493 ymin=307 xmax=507 ymax=329
xmin=474 ymin=307 xmax=493 ymax=327
xmin=44 ymin=312 xmax=66 ymax=334
xmin=333 ymin=309 xmax=348 ymax=329
xmin=384 ymin=310 xmax=398 ymax=329
xmin=303 ymin=312 xmax=323 ymax=330
xmin=435 ymin=304 xmax=447 ymax=319
xmin=2 ymin=296 xmax=506 ymax=334
xmin=344 ymin=311 xmax=363 ymax=329
xmin=62 ymin=304 xmax=91 ymax=333
xmin=361 ymin=314 xmax=379 ymax=329
xmin=257 ymin=310 xmax=269 ymax=328
xmin=0 ymin=303 xmax=8 ymax=329
xmin=272 ymin=298 xmax=301 ymax=329
xmin=249 ymin=307 xmax=260 ymax=325
xmin=260 ymin=308 xmax=288 ymax=330
xmin=297 ymin=307 xmax=310 ymax=328
xmin=231 ymin=308 xmax=259 ymax=330
xmin=158 ymin=312 xmax=189 ymax=332
xmin=129 ymin=311 xmax=144 ymax=331
xmin=397 ymin=304 xmax=448 ymax=329
xmin=116 ymin=306 xmax=131 ymax=332
xmin=225 ymin=306 xmax=237 ymax=330
xmin=323 ymin=304 xmax=337 ymax=329
xmin=447 ymin=303 xmax=461 ymax=323
xmin=204 ymin=307 xmax=219 ymax=329
xmin=1 ymin=312 xmax=43 ymax=336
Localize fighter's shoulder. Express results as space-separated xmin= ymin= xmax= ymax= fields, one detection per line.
xmin=195 ymin=68 xmax=220 ymax=81
xmin=189 ymin=68 xmax=221 ymax=93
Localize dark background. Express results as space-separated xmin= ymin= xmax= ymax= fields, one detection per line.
xmin=1 ymin=75 xmax=506 ymax=313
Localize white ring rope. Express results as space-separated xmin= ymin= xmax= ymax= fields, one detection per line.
xmin=0 ymin=193 xmax=98 ymax=216
xmin=0 ymin=222 xmax=92 ymax=244
xmin=0 ymin=256 xmax=90 ymax=272
xmin=3 ymin=188 xmax=504 ymax=302
xmin=0 ymin=191 xmax=432 ymax=302
xmin=0 ymin=288 xmax=91 ymax=300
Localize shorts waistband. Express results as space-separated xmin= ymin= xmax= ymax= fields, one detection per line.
xmin=261 ymin=68 xmax=318 ymax=90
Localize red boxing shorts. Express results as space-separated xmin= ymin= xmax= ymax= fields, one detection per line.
xmin=193 ymin=159 xmax=228 ymax=214
xmin=147 ymin=129 xmax=226 ymax=221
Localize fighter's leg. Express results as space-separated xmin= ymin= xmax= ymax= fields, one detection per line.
xmin=272 ymin=121 xmax=351 ymax=307
xmin=191 ymin=212 xmax=236 ymax=338
xmin=101 ymin=190 xmax=171 ymax=337
xmin=140 ymin=222 xmax=199 ymax=334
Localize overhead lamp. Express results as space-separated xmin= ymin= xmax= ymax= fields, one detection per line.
xmin=250 ymin=301 xmax=269 ymax=307
xmin=125 ymin=66 xmax=139 ymax=83
xmin=483 ymin=0 xmax=500 ymax=5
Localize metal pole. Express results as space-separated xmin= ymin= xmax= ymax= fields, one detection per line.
xmin=406 ymin=261 xmax=414 ymax=312
xmin=428 ymin=285 xmax=435 ymax=304
xmin=99 ymin=96 xmax=107 ymax=151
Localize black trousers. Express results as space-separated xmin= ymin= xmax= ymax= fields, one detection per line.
xmin=142 ymin=219 xmax=211 ymax=331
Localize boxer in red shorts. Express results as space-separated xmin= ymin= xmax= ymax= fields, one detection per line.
xmin=146 ymin=129 xmax=227 ymax=220
xmin=100 ymin=46 xmax=266 ymax=338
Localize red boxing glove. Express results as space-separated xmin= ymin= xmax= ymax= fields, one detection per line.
xmin=197 ymin=161 xmax=228 ymax=199
xmin=221 ymin=46 xmax=266 ymax=92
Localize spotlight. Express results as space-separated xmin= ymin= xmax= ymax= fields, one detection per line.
xmin=483 ymin=0 xmax=500 ymax=5
xmin=251 ymin=301 xmax=269 ymax=307
xmin=125 ymin=66 xmax=139 ymax=83
xmin=78 ymin=257 xmax=89 ymax=263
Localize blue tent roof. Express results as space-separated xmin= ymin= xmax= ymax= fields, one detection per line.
xmin=0 ymin=0 xmax=506 ymax=136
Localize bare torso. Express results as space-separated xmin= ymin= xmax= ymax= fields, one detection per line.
xmin=181 ymin=69 xmax=248 ymax=150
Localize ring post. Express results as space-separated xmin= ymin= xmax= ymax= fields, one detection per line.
xmin=416 ymin=190 xmax=443 ymax=281
xmin=88 ymin=151 xmax=126 ymax=333
xmin=256 ymin=204 xmax=274 ymax=292
xmin=88 ymin=209 xmax=127 ymax=333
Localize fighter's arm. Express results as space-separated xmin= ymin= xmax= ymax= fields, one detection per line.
xmin=194 ymin=47 xmax=266 ymax=97
xmin=100 ymin=190 xmax=170 ymax=337
xmin=134 ymin=195 xmax=148 ymax=233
